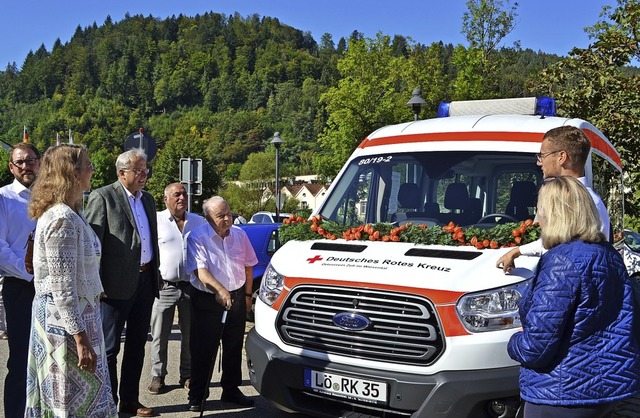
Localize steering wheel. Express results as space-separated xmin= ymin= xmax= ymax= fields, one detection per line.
xmin=476 ymin=213 xmax=519 ymax=224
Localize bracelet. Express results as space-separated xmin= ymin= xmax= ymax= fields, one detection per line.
xmin=245 ymin=293 xmax=252 ymax=297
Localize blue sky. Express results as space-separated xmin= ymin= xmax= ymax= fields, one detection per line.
xmin=1 ymin=0 xmax=612 ymax=68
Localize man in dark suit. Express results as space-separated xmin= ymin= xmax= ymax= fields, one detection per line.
xmin=85 ymin=148 xmax=159 ymax=417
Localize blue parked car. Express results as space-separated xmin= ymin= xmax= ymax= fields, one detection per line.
xmin=237 ymin=223 xmax=280 ymax=321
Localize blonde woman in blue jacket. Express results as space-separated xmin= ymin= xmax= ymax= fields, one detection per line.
xmin=508 ymin=176 xmax=640 ymax=418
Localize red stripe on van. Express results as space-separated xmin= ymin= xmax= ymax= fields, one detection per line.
xmin=583 ymin=128 xmax=622 ymax=169
xmin=358 ymin=132 xmax=544 ymax=148
xmin=358 ymin=130 xmax=622 ymax=169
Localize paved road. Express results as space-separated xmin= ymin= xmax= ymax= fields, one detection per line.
xmin=0 ymin=322 xmax=296 ymax=418
xmin=2 ymin=323 xmax=640 ymax=417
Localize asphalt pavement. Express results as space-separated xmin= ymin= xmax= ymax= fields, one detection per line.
xmin=0 ymin=322 xmax=292 ymax=418
xmin=2 ymin=322 xmax=640 ymax=418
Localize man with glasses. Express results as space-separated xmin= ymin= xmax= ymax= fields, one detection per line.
xmin=0 ymin=142 xmax=40 ymax=418
xmin=497 ymin=126 xmax=610 ymax=272
xmin=85 ymin=148 xmax=159 ymax=417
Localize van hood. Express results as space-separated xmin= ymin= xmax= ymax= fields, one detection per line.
xmin=271 ymin=239 xmax=536 ymax=293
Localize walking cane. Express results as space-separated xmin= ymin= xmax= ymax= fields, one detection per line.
xmin=200 ymin=307 xmax=228 ymax=417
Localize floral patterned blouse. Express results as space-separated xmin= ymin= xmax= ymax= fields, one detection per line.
xmin=33 ymin=203 xmax=103 ymax=335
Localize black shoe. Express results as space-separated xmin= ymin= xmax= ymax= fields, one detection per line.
xmin=187 ymin=402 xmax=202 ymax=412
xmin=221 ymin=388 xmax=255 ymax=407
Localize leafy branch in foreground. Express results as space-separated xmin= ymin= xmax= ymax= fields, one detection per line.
xmin=279 ymin=214 xmax=540 ymax=249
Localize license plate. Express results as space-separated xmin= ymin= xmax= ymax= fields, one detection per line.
xmin=303 ymin=369 xmax=388 ymax=404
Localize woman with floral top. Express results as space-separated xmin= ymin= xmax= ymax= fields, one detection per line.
xmin=25 ymin=144 xmax=116 ymax=417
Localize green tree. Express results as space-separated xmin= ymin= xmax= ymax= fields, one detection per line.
xmin=146 ymin=136 xmax=220 ymax=212
xmin=530 ymin=0 xmax=640 ymax=219
xmin=462 ymin=0 xmax=519 ymax=54
xmin=457 ymin=0 xmax=520 ymax=99
xmin=89 ymin=147 xmax=118 ymax=189
xmin=0 ymin=148 xmax=11 ymax=187
xmin=316 ymin=34 xmax=410 ymax=176
xmin=239 ymin=150 xmax=277 ymax=181
xmin=219 ymin=181 xmax=263 ymax=219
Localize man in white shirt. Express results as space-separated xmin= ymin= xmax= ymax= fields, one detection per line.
xmin=185 ymin=196 xmax=258 ymax=412
xmin=0 ymin=142 xmax=40 ymax=418
xmin=147 ymin=183 xmax=206 ymax=395
xmin=497 ymin=126 xmax=610 ymax=272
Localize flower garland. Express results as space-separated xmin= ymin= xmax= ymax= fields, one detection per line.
xmin=279 ymin=214 xmax=541 ymax=249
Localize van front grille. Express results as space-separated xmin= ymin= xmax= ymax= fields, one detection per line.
xmin=276 ymin=285 xmax=445 ymax=366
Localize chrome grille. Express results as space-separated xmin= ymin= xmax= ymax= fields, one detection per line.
xmin=276 ymin=285 xmax=445 ymax=366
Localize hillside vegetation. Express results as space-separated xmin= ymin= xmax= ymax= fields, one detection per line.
xmin=1 ymin=1 xmax=639 ymax=222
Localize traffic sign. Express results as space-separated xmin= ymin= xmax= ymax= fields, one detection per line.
xmin=124 ymin=128 xmax=157 ymax=161
xmin=179 ymin=158 xmax=202 ymax=183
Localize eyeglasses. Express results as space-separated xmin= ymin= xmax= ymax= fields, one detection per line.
xmin=10 ymin=158 xmax=39 ymax=167
xmin=84 ymin=162 xmax=95 ymax=171
xmin=535 ymin=150 xmax=563 ymax=162
xmin=124 ymin=167 xmax=149 ymax=176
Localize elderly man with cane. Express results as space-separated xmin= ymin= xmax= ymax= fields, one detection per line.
xmin=185 ymin=196 xmax=258 ymax=413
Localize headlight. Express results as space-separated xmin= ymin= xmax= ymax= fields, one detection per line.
xmin=259 ymin=264 xmax=284 ymax=306
xmin=456 ymin=280 xmax=530 ymax=332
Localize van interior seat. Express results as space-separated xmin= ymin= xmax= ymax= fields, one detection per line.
xmin=466 ymin=197 xmax=483 ymax=224
xmin=442 ymin=183 xmax=470 ymax=225
xmin=505 ymin=181 xmax=538 ymax=221
xmin=423 ymin=201 xmax=440 ymax=218
xmin=397 ymin=182 xmax=422 ymax=211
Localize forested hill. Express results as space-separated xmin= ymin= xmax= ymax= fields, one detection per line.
xmin=0 ymin=10 xmax=564 ymax=206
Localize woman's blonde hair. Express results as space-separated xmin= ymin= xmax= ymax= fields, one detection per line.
xmin=28 ymin=144 xmax=87 ymax=219
xmin=538 ymin=176 xmax=604 ymax=249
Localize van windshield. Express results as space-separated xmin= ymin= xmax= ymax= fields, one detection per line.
xmin=319 ymin=151 xmax=541 ymax=227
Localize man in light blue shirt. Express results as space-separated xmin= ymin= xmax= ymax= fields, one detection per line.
xmin=0 ymin=142 xmax=40 ymax=418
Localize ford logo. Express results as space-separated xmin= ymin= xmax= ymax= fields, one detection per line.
xmin=332 ymin=312 xmax=371 ymax=331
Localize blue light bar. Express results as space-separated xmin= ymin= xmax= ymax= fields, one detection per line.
xmin=436 ymin=97 xmax=556 ymax=118
xmin=437 ymin=102 xmax=451 ymax=118
xmin=535 ymin=97 xmax=556 ymax=117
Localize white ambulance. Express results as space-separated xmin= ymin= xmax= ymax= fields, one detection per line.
xmin=245 ymin=97 xmax=624 ymax=418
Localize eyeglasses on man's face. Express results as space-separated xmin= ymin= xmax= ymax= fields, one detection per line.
xmin=124 ymin=167 xmax=149 ymax=176
xmin=10 ymin=158 xmax=39 ymax=168
xmin=535 ymin=150 xmax=563 ymax=162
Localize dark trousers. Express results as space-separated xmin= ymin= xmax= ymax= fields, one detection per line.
xmin=101 ymin=269 xmax=155 ymax=405
xmin=2 ymin=276 xmax=35 ymax=418
xmin=188 ymin=286 xmax=246 ymax=404
xmin=524 ymin=401 xmax=617 ymax=418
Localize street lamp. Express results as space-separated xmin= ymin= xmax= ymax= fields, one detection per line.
xmin=270 ymin=132 xmax=283 ymax=220
xmin=406 ymin=88 xmax=427 ymax=121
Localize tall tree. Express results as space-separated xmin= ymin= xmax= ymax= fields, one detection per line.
xmin=530 ymin=0 xmax=640 ymax=219
xmin=457 ymin=0 xmax=520 ymax=99
xmin=461 ymin=0 xmax=519 ymax=55
xmin=316 ymin=34 xmax=411 ymax=176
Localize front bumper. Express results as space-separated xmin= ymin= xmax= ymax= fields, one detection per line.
xmin=246 ymin=328 xmax=520 ymax=418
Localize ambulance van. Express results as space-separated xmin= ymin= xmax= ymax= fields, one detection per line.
xmin=245 ymin=97 xmax=624 ymax=418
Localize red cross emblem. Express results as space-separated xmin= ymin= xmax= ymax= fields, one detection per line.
xmin=307 ymin=255 xmax=323 ymax=264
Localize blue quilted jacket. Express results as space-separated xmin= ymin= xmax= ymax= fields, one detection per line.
xmin=507 ymin=240 xmax=640 ymax=406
